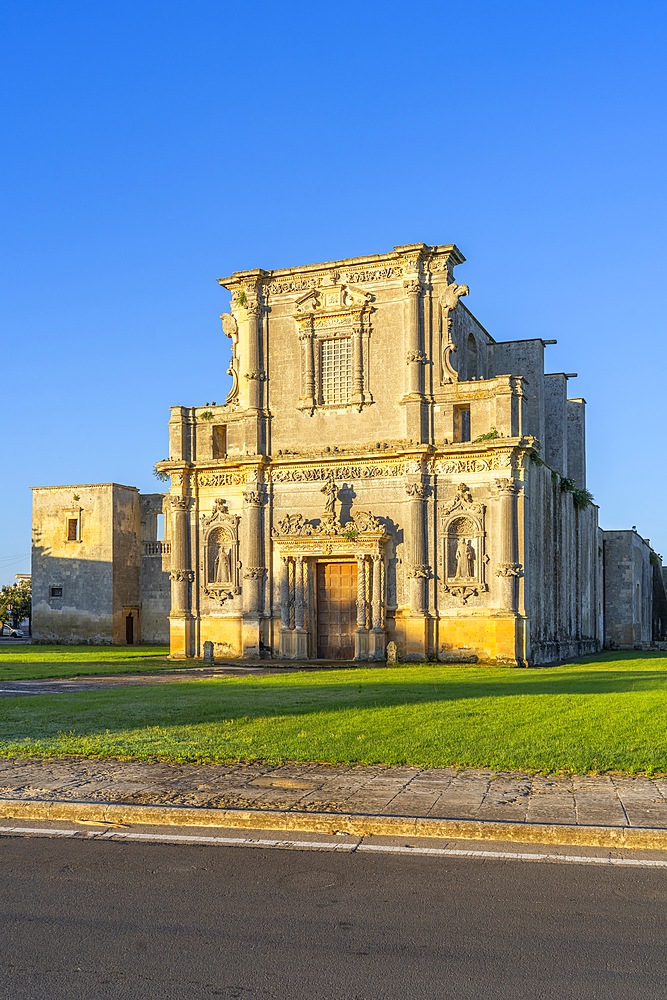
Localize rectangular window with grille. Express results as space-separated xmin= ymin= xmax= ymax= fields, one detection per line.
xmin=321 ymin=337 xmax=352 ymax=404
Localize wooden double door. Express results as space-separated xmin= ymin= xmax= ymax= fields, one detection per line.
xmin=316 ymin=561 xmax=357 ymax=660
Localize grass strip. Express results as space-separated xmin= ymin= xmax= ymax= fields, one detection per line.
xmin=0 ymin=645 xmax=171 ymax=681
xmin=0 ymin=657 xmax=666 ymax=775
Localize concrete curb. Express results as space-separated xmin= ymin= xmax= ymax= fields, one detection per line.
xmin=2 ymin=798 xmax=667 ymax=850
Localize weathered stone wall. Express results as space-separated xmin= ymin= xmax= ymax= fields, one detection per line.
xmin=524 ymin=462 xmax=601 ymax=664
xmin=32 ymin=484 xmax=121 ymax=643
xmin=603 ymin=530 xmax=653 ymax=647
xmin=32 ymin=484 xmax=169 ymax=645
xmin=139 ymin=494 xmax=170 ymax=644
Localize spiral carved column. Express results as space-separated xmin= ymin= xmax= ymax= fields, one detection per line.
xmin=369 ymin=552 xmax=386 ymax=661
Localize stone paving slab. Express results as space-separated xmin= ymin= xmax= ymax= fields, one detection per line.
xmin=0 ymin=757 xmax=666 ymax=830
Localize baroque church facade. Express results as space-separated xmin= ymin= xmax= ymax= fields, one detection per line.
xmin=155 ymin=242 xmax=601 ymax=666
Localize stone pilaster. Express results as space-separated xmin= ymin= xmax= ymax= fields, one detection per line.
xmin=242 ymin=487 xmax=265 ymax=656
xmin=495 ymin=478 xmax=522 ymax=612
xmin=167 ymin=495 xmax=195 ymax=658
xmin=404 ymin=279 xmax=424 ymax=399
xmin=244 ymin=299 xmax=263 ymax=410
xmin=406 ymin=482 xmax=428 ymax=614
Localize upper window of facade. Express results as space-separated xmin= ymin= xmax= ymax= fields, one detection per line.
xmin=67 ymin=517 xmax=80 ymax=541
xmin=321 ymin=338 xmax=352 ymax=405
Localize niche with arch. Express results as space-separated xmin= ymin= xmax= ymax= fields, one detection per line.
xmin=440 ymin=484 xmax=487 ymax=602
xmin=201 ymin=499 xmax=240 ymax=603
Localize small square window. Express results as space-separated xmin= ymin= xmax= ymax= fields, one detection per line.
xmin=212 ymin=424 xmax=227 ymax=459
xmin=453 ymin=405 xmax=471 ymax=443
xmin=50 ymin=586 xmax=63 ymax=599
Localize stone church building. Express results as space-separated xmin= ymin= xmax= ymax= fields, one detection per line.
xmin=31 ymin=243 xmax=665 ymax=663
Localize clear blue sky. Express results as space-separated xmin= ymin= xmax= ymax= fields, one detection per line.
xmin=2 ymin=1 xmax=666 ymax=583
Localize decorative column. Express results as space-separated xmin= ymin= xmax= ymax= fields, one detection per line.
xmin=369 ymin=552 xmax=386 ymax=661
xmin=299 ymin=324 xmax=316 ymax=413
xmin=244 ymin=300 xmax=263 ymax=410
xmin=495 ymin=479 xmax=522 ymax=611
xmin=406 ymin=482 xmax=428 ymax=614
xmin=168 ymin=495 xmax=195 ymax=658
xmin=404 ymin=279 xmax=424 ymax=399
xmin=355 ymin=554 xmax=369 ymax=660
xmin=351 ymin=322 xmax=365 ymax=407
xmin=242 ymin=487 xmax=265 ymax=657
xmin=279 ymin=556 xmax=292 ymax=659
xmin=294 ymin=555 xmax=308 ymax=659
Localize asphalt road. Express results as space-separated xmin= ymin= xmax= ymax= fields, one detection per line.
xmin=1 ymin=835 xmax=665 ymax=999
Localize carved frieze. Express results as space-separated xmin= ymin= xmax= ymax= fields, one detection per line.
xmin=270 ymin=462 xmax=406 ymax=484
xmin=196 ymin=471 xmax=247 ymax=487
xmin=433 ymin=452 xmax=513 ymax=475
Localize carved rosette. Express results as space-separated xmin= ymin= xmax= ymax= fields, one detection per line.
xmin=242 ymin=490 xmax=263 ymax=507
xmin=406 ymin=564 xmax=430 ymax=580
xmin=243 ymin=567 xmax=266 ymax=579
xmin=496 ymin=563 xmax=523 ymax=578
xmin=168 ymin=495 xmax=192 ymax=512
xmin=170 ymin=570 xmax=195 ymax=583
xmin=405 ymin=482 xmax=427 ymax=500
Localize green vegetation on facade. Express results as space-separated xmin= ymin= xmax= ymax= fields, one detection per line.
xmin=0 ymin=651 xmax=665 ymax=775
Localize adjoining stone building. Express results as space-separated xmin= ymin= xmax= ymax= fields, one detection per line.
xmin=156 ymin=242 xmax=602 ymax=666
xmin=32 ymin=242 xmax=665 ymax=662
xmin=602 ymin=529 xmax=667 ymax=649
xmin=31 ymin=484 xmax=170 ymax=644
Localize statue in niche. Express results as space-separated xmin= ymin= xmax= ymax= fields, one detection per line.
xmin=455 ymin=538 xmax=475 ymax=579
xmin=321 ymin=475 xmax=337 ymax=519
xmin=208 ymin=531 xmax=232 ymax=585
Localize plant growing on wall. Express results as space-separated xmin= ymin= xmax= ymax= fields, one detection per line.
xmin=200 ymin=410 xmax=214 ymax=421
xmin=153 ymin=464 xmax=170 ymax=483
xmin=473 ymin=427 xmax=500 ymax=443
xmin=560 ymin=477 xmax=594 ymax=510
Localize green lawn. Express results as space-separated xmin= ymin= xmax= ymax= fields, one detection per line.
xmin=0 ymin=644 xmax=171 ymax=681
xmin=0 ymin=653 xmax=666 ymax=775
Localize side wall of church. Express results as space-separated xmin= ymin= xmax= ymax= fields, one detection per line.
xmin=523 ymin=462 xmax=601 ymax=664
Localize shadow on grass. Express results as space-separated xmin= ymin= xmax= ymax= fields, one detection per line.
xmin=0 ymin=668 xmax=665 ymax=741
